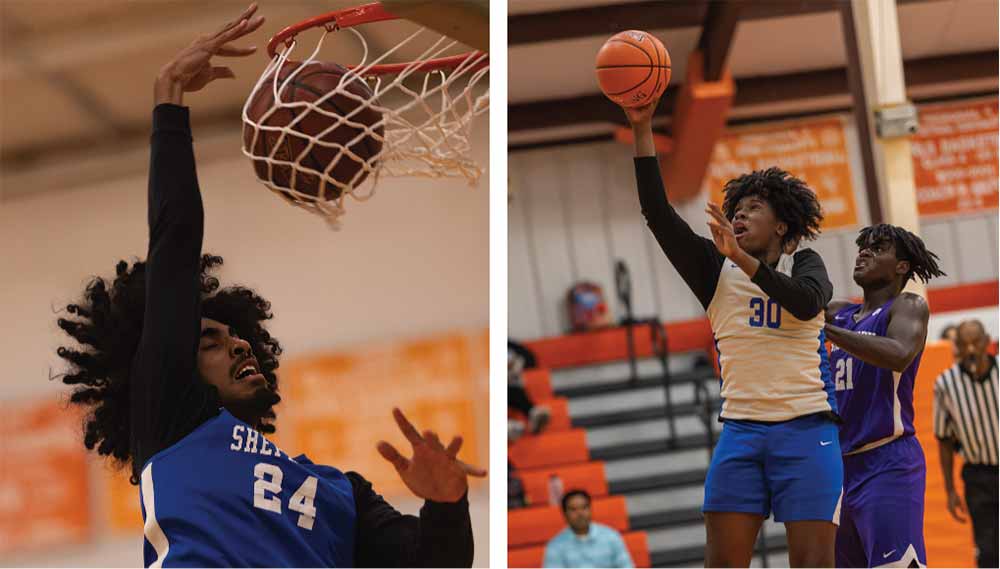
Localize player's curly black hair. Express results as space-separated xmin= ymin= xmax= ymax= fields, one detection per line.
xmin=856 ymin=223 xmax=946 ymax=284
xmin=722 ymin=167 xmax=824 ymax=247
xmin=55 ymin=254 xmax=282 ymax=484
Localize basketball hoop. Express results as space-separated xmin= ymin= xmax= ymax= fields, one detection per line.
xmin=241 ymin=2 xmax=489 ymax=228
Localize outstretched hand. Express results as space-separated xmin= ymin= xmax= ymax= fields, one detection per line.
xmin=622 ymin=98 xmax=660 ymax=127
xmin=155 ymin=3 xmax=265 ymax=105
xmin=705 ymin=202 xmax=741 ymax=258
xmin=377 ymin=407 xmax=487 ymax=503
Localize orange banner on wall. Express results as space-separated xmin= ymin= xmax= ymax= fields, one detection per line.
xmin=912 ymin=99 xmax=998 ymax=217
xmin=0 ymin=399 xmax=90 ymax=553
xmin=279 ymin=330 xmax=488 ymax=498
xmin=705 ymin=118 xmax=859 ymax=230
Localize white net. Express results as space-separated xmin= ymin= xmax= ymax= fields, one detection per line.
xmin=241 ymin=21 xmax=489 ymax=228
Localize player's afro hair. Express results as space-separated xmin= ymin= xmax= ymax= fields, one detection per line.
xmin=856 ymin=224 xmax=946 ymax=285
xmin=721 ymin=167 xmax=824 ymax=247
xmin=55 ymin=254 xmax=282 ymax=484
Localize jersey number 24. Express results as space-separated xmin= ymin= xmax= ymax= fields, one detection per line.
xmin=749 ymin=297 xmax=781 ymax=328
xmin=253 ymin=462 xmax=319 ymax=530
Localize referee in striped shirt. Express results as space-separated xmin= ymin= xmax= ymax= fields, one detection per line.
xmin=933 ymin=319 xmax=998 ymax=568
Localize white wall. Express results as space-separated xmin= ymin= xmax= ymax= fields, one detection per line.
xmin=0 ymin=117 xmax=490 ymax=565
xmin=508 ymin=113 xmax=998 ymax=341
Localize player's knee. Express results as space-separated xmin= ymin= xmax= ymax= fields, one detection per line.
xmin=788 ymin=547 xmax=834 ymax=568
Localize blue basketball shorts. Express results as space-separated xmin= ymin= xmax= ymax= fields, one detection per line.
xmin=836 ymin=435 xmax=926 ymax=568
xmin=703 ymin=413 xmax=844 ymax=523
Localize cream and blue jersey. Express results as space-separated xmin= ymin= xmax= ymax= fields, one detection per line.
xmin=634 ymin=157 xmax=836 ymax=421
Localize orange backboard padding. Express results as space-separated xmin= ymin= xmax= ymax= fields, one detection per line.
xmin=508 ymin=495 xmax=630 ymax=548
xmin=509 ymin=429 xmax=589 ymax=470
xmin=516 ymin=461 xmax=608 ymax=507
xmin=522 ymin=368 xmax=554 ymax=402
xmin=524 ymin=318 xmax=714 ymax=370
xmin=508 ymin=530 xmax=651 ymax=568
xmin=913 ymin=341 xmax=976 ymax=568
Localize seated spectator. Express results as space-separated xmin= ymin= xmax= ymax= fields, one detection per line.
xmin=543 ymin=490 xmax=634 ymax=568
xmin=509 ymin=339 xmax=550 ymax=440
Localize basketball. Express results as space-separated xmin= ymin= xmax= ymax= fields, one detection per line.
xmin=595 ymin=30 xmax=670 ymax=108
xmin=243 ymin=61 xmax=384 ymax=202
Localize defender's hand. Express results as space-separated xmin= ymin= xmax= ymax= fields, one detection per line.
xmin=705 ymin=202 xmax=741 ymax=258
xmin=377 ymin=408 xmax=487 ymax=503
xmin=155 ymin=3 xmax=265 ymax=105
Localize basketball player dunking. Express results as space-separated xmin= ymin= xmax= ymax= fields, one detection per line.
xmin=825 ymin=225 xmax=945 ymax=568
xmin=54 ymin=5 xmax=483 ymax=567
xmin=624 ymin=99 xmax=842 ymax=567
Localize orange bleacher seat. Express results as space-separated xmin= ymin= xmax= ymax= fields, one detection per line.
xmin=508 ymin=530 xmax=651 ymax=568
xmin=516 ymin=461 xmax=608 ymax=506
xmin=509 ymin=495 xmax=629 ymax=548
xmin=509 ymin=429 xmax=589 ymax=470
xmin=522 ymin=368 xmax=554 ymax=402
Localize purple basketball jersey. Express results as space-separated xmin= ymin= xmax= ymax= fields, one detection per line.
xmin=830 ymin=299 xmax=923 ymax=454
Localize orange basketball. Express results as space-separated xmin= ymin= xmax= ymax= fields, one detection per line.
xmin=595 ymin=30 xmax=671 ymax=108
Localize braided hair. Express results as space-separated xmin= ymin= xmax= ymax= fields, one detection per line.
xmin=55 ymin=254 xmax=282 ymax=484
xmin=856 ymin=224 xmax=946 ymax=284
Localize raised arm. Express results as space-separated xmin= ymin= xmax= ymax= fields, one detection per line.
xmin=751 ymin=249 xmax=833 ymax=321
xmin=823 ymin=292 xmax=930 ymax=372
xmin=625 ymin=101 xmax=725 ymax=309
xmin=349 ymin=472 xmax=473 ymax=567
xmin=129 ymin=5 xmax=265 ymax=475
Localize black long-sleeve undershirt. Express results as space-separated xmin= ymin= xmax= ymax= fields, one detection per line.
xmin=130 ymin=104 xmax=473 ymax=567
xmin=634 ymin=156 xmax=831 ymax=319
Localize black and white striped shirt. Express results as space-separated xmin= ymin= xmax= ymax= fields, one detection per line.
xmin=933 ymin=356 xmax=999 ymax=466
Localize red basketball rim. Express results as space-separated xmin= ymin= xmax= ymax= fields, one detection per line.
xmin=266 ymin=2 xmax=488 ymax=76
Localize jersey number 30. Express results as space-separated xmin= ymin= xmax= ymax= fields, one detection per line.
xmin=749 ymin=297 xmax=781 ymax=329
xmin=253 ymin=463 xmax=318 ymax=530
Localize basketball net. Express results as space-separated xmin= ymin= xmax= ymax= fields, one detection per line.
xmin=241 ymin=9 xmax=489 ymax=228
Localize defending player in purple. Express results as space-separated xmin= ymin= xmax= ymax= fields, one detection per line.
xmin=825 ymin=224 xmax=945 ymax=568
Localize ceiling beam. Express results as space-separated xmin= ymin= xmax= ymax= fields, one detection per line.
xmin=697 ymin=1 xmax=742 ymax=81
xmin=508 ymin=0 xmax=936 ymax=46
xmin=509 ymin=50 xmax=998 ymax=133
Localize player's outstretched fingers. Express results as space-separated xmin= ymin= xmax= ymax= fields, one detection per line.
xmin=392 ymin=407 xmax=424 ymax=446
xmin=445 ymin=436 xmax=463 ymax=458
xmin=215 ymin=43 xmax=258 ymax=57
xmin=376 ymin=441 xmax=410 ymax=472
xmin=458 ymin=460 xmax=488 ymax=478
xmin=210 ymin=67 xmax=236 ymax=80
xmin=423 ymin=430 xmax=445 ymax=451
xmin=213 ymin=3 xmax=258 ymax=39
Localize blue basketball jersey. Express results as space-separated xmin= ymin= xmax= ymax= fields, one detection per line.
xmin=831 ymin=299 xmax=922 ymax=454
xmin=138 ymin=409 xmax=356 ymax=567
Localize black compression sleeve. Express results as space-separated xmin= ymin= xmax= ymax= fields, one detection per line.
xmin=634 ymin=157 xmax=724 ymax=309
xmin=750 ymin=248 xmax=833 ymax=321
xmin=130 ymin=104 xmax=218 ymax=479
xmin=349 ymin=472 xmax=474 ymax=567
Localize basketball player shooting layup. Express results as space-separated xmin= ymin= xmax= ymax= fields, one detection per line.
xmin=624 ymin=98 xmax=842 ymax=567
xmin=55 ymin=5 xmax=484 ymax=567
xmin=826 ymin=225 xmax=945 ymax=568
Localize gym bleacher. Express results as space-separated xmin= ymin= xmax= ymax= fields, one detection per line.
xmin=508 ymin=322 xmax=790 ymax=568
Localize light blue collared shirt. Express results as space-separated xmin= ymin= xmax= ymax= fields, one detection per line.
xmin=542 ymin=522 xmax=634 ymax=568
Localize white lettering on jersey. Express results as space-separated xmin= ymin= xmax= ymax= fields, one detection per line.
xmin=260 ymin=437 xmax=273 ymax=456
xmin=230 ymin=425 xmax=245 ymax=451
xmin=245 ymin=428 xmax=260 ymax=453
